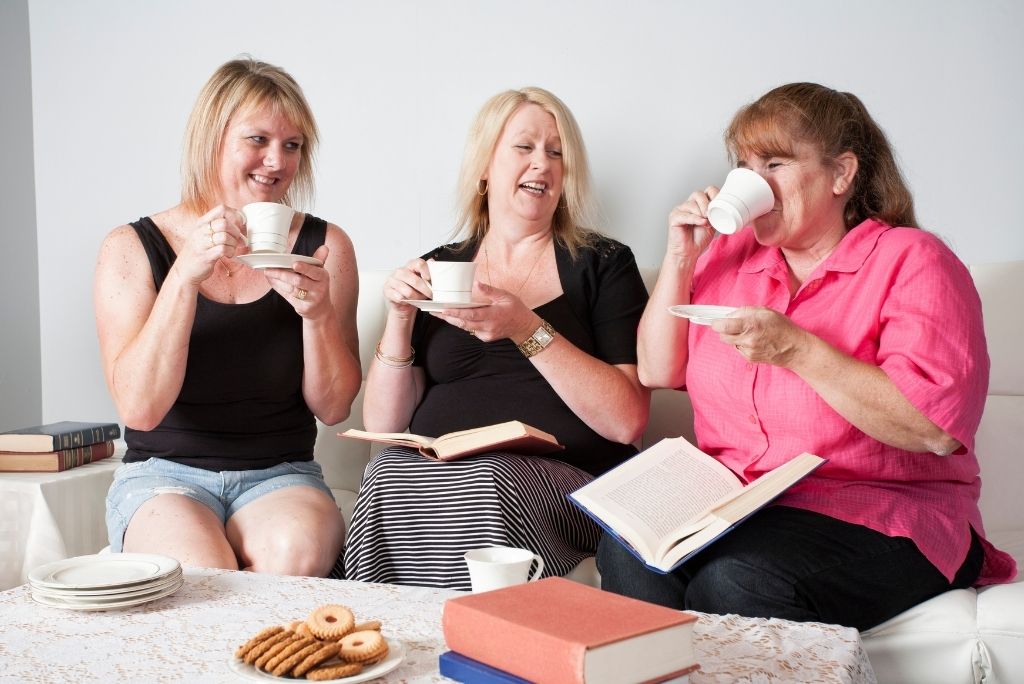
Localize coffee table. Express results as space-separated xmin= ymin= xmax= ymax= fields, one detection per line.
xmin=0 ymin=567 xmax=875 ymax=682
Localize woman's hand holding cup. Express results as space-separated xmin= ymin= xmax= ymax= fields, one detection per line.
xmin=181 ymin=205 xmax=247 ymax=285
xmin=383 ymin=258 xmax=433 ymax=319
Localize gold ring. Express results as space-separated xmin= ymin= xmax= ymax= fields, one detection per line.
xmin=296 ymin=288 xmax=308 ymax=300
xmin=209 ymin=231 xmax=216 ymax=247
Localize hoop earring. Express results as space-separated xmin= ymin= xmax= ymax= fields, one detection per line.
xmin=477 ymin=179 xmax=488 ymax=196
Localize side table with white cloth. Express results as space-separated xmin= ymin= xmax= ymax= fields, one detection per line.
xmin=0 ymin=455 xmax=120 ymax=590
xmin=0 ymin=566 xmax=876 ymax=683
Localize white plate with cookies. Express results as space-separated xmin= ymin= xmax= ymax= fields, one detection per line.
xmin=229 ymin=638 xmax=405 ymax=683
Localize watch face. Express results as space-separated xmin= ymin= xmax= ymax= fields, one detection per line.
xmin=534 ymin=327 xmax=554 ymax=346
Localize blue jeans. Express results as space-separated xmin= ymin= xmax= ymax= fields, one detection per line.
xmin=596 ymin=505 xmax=982 ymax=630
xmin=105 ymin=458 xmax=334 ymax=552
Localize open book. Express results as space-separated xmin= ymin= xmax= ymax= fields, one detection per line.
xmin=339 ymin=420 xmax=564 ymax=461
xmin=569 ymin=437 xmax=824 ymax=573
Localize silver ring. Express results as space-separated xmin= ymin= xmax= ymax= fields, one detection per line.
xmin=296 ymin=288 xmax=308 ymax=301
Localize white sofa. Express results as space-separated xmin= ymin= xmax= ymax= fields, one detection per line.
xmin=315 ymin=263 xmax=1024 ymax=684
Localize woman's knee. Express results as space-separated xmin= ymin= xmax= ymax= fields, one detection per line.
xmin=684 ymin=556 xmax=813 ymax=621
xmin=597 ymin=536 xmax=687 ymax=609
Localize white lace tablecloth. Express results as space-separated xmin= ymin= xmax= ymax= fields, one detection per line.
xmin=0 ymin=457 xmax=120 ymax=591
xmin=0 ymin=568 xmax=875 ymax=683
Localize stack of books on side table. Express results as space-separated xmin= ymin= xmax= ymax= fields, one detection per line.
xmin=0 ymin=421 xmax=120 ymax=472
xmin=440 ymin=577 xmax=699 ymax=684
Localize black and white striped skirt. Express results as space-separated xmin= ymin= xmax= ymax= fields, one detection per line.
xmin=341 ymin=447 xmax=601 ymax=590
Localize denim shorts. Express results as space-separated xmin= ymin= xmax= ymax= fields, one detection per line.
xmin=105 ymin=458 xmax=335 ymax=552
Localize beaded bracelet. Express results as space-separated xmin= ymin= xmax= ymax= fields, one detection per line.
xmin=374 ymin=342 xmax=415 ymax=368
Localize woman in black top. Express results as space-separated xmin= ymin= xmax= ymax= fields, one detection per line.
xmin=342 ymin=87 xmax=650 ymax=589
xmin=94 ymin=58 xmax=360 ymax=575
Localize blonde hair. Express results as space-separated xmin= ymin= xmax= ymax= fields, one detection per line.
xmin=454 ymin=87 xmax=598 ymax=255
xmin=725 ymin=82 xmax=917 ymax=229
xmin=180 ymin=57 xmax=319 ymax=215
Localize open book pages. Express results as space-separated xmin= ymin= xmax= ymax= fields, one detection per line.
xmin=339 ymin=420 xmax=563 ymax=461
xmin=570 ymin=437 xmax=824 ymax=572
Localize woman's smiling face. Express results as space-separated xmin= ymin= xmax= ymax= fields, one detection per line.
xmin=483 ymin=103 xmax=564 ymax=227
xmin=216 ymin=103 xmax=304 ymax=207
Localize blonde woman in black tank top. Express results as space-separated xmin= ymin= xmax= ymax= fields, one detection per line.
xmin=93 ymin=58 xmax=360 ymax=576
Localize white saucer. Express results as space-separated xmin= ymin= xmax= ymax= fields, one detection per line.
xmin=29 ymin=553 xmax=181 ymax=591
xmin=236 ymin=253 xmax=323 ymax=270
xmin=229 ymin=638 xmax=406 ymax=683
xmin=31 ymin=577 xmax=183 ymax=611
xmin=667 ymin=304 xmax=738 ymax=325
xmin=30 ymin=569 xmax=182 ymax=599
xmin=401 ymin=299 xmax=489 ymax=311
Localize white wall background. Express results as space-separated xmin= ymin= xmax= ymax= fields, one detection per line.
xmin=23 ymin=0 xmax=1024 ymax=425
xmin=1 ymin=0 xmax=41 ymax=431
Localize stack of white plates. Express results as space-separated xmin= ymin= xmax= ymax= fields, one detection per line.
xmin=29 ymin=553 xmax=183 ymax=610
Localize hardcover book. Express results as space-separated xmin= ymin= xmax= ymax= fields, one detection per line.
xmin=339 ymin=420 xmax=563 ymax=461
xmin=0 ymin=421 xmax=120 ymax=453
xmin=442 ymin=577 xmax=698 ymax=684
xmin=0 ymin=441 xmax=115 ymax=472
xmin=569 ymin=436 xmax=825 ymax=573
xmin=439 ymin=651 xmax=531 ymax=684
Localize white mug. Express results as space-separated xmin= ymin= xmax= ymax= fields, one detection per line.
xmin=706 ymin=168 xmax=775 ymax=234
xmin=464 ymin=546 xmax=545 ymax=593
xmin=428 ymin=261 xmax=477 ymax=303
xmin=241 ymin=202 xmax=294 ymax=253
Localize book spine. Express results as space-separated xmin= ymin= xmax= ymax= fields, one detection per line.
xmin=443 ymin=603 xmax=584 ymax=684
xmin=438 ymin=652 xmax=531 ymax=684
xmin=58 ymin=441 xmax=115 ymax=471
xmin=52 ymin=424 xmax=120 ymax=451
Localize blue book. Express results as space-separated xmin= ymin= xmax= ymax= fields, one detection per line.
xmin=439 ymin=651 xmax=531 ymax=684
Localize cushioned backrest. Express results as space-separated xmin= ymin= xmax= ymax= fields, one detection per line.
xmin=314 ymin=270 xmax=391 ymax=492
xmin=970 ymin=261 xmax=1024 ymax=531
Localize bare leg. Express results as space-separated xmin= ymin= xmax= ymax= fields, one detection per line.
xmin=123 ymin=494 xmax=239 ymax=569
xmin=226 ymin=486 xmax=344 ymax=577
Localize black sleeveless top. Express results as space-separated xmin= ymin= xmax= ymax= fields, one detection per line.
xmin=410 ymin=236 xmax=648 ymax=476
xmin=123 ymin=215 xmax=326 ymax=471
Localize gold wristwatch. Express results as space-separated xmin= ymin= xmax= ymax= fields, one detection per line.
xmin=516 ymin=319 xmax=556 ymax=358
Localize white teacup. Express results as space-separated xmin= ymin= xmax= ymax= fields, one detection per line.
xmin=428 ymin=261 xmax=477 ymax=303
xmin=241 ymin=202 xmax=294 ymax=253
xmin=464 ymin=546 xmax=545 ymax=593
xmin=706 ymin=168 xmax=775 ymax=234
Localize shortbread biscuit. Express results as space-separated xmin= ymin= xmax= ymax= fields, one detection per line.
xmin=305 ymin=662 xmax=364 ymax=680
xmin=255 ymin=633 xmax=301 ymax=669
xmin=263 ymin=636 xmax=317 ymax=672
xmin=244 ymin=630 xmax=293 ymax=665
xmin=352 ymin=619 xmax=382 ymax=632
xmin=271 ymin=642 xmax=323 ymax=678
xmin=291 ymin=642 xmax=342 ymax=678
xmin=295 ymin=621 xmax=315 ymax=639
xmin=338 ymin=630 xmax=388 ymax=663
xmin=306 ymin=604 xmax=355 ymax=640
xmin=234 ymin=626 xmax=284 ymax=660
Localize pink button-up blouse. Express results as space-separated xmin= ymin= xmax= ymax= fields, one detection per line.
xmin=687 ymin=218 xmax=1015 ymax=585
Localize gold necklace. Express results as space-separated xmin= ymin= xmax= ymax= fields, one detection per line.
xmin=218 ymin=258 xmax=244 ymax=277
xmin=483 ymin=237 xmax=549 ymax=296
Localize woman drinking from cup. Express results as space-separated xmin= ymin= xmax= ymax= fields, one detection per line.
xmin=598 ymin=82 xmax=1016 ymax=629
xmin=94 ymin=57 xmax=361 ymax=575
xmin=342 ymin=87 xmax=650 ymax=589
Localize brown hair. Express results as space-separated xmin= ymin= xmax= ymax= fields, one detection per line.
xmin=725 ymin=82 xmax=917 ymax=229
xmin=453 ymin=87 xmax=598 ymax=255
xmin=180 ymin=56 xmax=318 ymax=215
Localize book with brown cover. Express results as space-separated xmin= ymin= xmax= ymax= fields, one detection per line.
xmin=339 ymin=420 xmax=564 ymax=461
xmin=0 ymin=440 xmax=116 ymax=472
xmin=442 ymin=577 xmax=698 ymax=684
xmin=0 ymin=421 xmax=120 ymax=453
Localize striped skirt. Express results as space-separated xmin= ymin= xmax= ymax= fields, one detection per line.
xmin=341 ymin=447 xmax=601 ymax=590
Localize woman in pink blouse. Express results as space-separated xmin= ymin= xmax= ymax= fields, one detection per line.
xmin=598 ymin=82 xmax=1016 ymax=630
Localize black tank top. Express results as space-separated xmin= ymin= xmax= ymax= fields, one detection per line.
xmin=123 ymin=215 xmax=326 ymax=471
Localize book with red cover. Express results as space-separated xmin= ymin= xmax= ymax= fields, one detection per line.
xmin=442 ymin=577 xmax=698 ymax=684
xmin=0 ymin=421 xmax=120 ymax=453
xmin=0 ymin=440 xmax=116 ymax=472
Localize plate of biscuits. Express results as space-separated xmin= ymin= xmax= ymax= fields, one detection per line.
xmin=230 ymin=604 xmax=404 ymax=682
